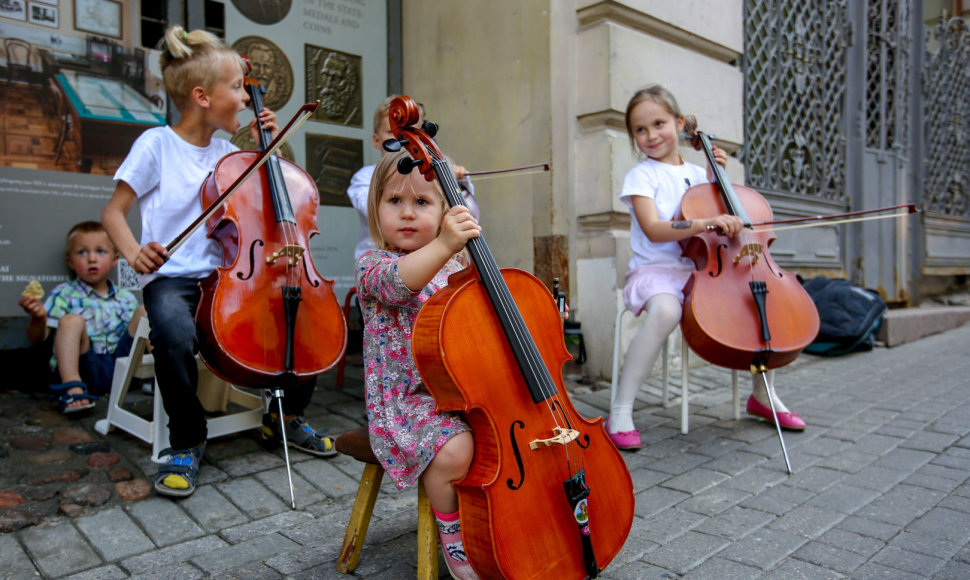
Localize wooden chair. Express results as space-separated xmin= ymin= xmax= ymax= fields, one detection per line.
xmin=3 ymin=38 xmax=35 ymax=85
xmin=611 ymin=307 xmax=740 ymax=434
xmin=335 ymin=427 xmax=439 ymax=579
xmin=47 ymin=78 xmax=74 ymax=165
xmin=94 ymin=317 xmax=265 ymax=462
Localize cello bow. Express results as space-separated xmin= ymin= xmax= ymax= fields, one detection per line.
xmin=165 ymin=101 xmax=318 ymax=256
xmin=464 ymin=162 xmax=550 ymax=179
xmin=748 ymin=204 xmax=919 ymax=233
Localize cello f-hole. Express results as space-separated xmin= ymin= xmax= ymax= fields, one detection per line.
xmin=236 ymin=239 xmax=265 ymax=280
xmin=707 ymin=243 xmax=728 ymax=278
xmin=764 ymin=258 xmax=784 ymax=279
xmin=300 ymin=253 xmax=321 ymax=288
xmin=506 ymin=420 xmax=527 ymax=491
xmin=551 ymin=399 xmax=591 ymax=449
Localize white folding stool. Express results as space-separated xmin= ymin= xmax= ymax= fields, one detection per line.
xmin=94 ymin=317 xmax=265 ymax=462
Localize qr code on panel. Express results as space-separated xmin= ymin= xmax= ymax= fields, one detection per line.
xmin=117 ymin=259 xmax=140 ymax=290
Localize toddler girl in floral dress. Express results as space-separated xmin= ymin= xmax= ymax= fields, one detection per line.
xmin=355 ymin=149 xmax=481 ymax=580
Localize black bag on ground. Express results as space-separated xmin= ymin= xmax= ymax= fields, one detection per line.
xmin=802 ymin=276 xmax=888 ymax=356
xmin=0 ymin=335 xmax=53 ymax=393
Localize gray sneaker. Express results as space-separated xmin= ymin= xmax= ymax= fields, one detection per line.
xmin=262 ymin=414 xmax=337 ymax=458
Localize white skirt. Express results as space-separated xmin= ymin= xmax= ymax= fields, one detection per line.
xmin=623 ymin=265 xmax=693 ymax=315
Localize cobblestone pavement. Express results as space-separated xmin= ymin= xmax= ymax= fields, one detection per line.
xmin=1 ymin=322 xmax=969 ymax=579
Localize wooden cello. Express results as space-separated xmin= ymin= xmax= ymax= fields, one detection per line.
xmin=194 ymin=63 xmax=346 ymax=388
xmin=388 ymin=96 xmax=634 ymax=579
xmin=679 ymin=118 xmax=820 ymax=471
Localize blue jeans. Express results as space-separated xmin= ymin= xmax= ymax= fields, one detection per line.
xmin=143 ymin=277 xmax=314 ymax=449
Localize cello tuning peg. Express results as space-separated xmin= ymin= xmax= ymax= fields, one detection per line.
xmin=382 ymin=138 xmax=403 ymax=153
xmin=421 ymin=121 xmax=438 ymax=138
xmin=397 ymin=155 xmax=424 ymax=175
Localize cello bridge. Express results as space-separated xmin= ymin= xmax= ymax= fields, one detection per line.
xmin=529 ymin=426 xmax=580 ymax=450
xmin=266 ymin=245 xmax=305 ymax=266
xmin=733 ymin=243 xmax=763 ymax=267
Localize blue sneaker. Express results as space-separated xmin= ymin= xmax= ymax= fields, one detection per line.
xmin=154 ymin=444 xmax=205 ymax=498
xmin=262 ymin=414 xmax=337 ymax=458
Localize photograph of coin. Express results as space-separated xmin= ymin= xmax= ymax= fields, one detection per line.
xmin=232 ymin=36 xmax=293 ymax=111
xmin=305 ymin=45 xmax=363 ymax=128
xmin=230 ymin=0 xmax=291 ymax=25
xmin=305 ymin=133 xmax=363 ymax=206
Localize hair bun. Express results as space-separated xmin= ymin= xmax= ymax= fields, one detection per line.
xmin=682 ymin=115 xmax=698 ymax=136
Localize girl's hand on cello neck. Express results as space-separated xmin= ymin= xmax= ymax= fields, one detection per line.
xmin=710 ymin=144 xmax=727 ymax=168
xmin=702 ymin=145 xmax=744 ymax=236
xmin=398 ymin=206 xmax=480 ymax=291
xmin=704 ymin=144 xmax=728 ymax=181
xmin=248 ymin=107 xmax=278 ymax=142
xmin=438 ymin=206 xmax=480 ymax=254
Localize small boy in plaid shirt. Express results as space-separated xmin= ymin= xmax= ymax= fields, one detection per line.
xmin=18 ymin=221 xmax=143 ymax=414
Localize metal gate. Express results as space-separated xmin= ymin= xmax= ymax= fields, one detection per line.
xmin=852 ymin=0 xmax=913 ymax=302
xmin=919 ymin=14 xmax=970 ymax=278
xmin=741 ymin=0 xmax=970 ymax=302
xmin=743 ymin=0 xmax=850 ymax=277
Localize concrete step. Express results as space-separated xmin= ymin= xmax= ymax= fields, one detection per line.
xmin=877 ymin=305 xmax=970 ymax=347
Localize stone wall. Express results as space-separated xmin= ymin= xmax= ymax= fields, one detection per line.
xmin=400 ymin=1 xmax=745 ymax=382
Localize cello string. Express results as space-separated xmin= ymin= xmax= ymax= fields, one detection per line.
xmin=702 ymin=129 xmax=774 ymax=360
xmin=410 ymin=123 xmax=583 ymax=485
xmin=428 ymin=151 xmax=568 ymax=431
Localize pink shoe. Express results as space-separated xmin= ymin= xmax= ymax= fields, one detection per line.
xmin=605 ymin=418 xmax=642 ymax=450
xmin=439 ymin=530 xmax=479 ymax=580
xmin=746 ymin=395 xmax=806 ymax=431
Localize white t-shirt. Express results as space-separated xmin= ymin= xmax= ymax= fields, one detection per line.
xmin=347 ymin=164 xmax=376 ymax=260
xmin=114 ymin=126 xmax=238 ymax=286
xmin=619 ymin=157 xmax=709 ymax=272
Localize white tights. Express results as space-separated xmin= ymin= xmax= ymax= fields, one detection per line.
xmin=609 ymin=294 xmax=790 ymax=434
xmin=610 ymin=294 xmax=681 ymax=433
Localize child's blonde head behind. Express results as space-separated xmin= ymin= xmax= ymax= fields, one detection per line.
xmin=367 ymin=150 xmax=447 ymax=250
xmin=159 ymin=25 xmax=245 ymax=111
xmin=373 ymin=95 xmax=399 ymax=136
xmin=372 ymin=95 xmax=424 ymax=136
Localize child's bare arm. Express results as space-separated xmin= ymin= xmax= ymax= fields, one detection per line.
xmin=632 ymin=197 xmax=743 ymax=242
xmin=103 ymin=182 xmax=167 ymax=274
xmin=18 ymin=295 xmax=48 ymax=344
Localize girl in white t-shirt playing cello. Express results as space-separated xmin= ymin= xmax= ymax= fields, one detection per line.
xmin=102 ymin=26 xmax=335 ymax=497
xmin=607 ymin=85 xmax=806 ymax=451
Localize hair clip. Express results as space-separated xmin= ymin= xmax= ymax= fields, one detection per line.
xmin=183 ymin=30 xmax=188 ymax=40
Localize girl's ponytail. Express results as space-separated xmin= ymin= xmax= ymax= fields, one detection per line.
xmin=157 ymin=25 xmax=242 ymax=111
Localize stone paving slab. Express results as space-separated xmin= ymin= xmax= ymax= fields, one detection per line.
xmin=1 ymin=321 xmax=968 ymax=578
xmin=18 ymin=520 xmax=102 ymax=578
xmin=75 ymin=508 xmax=155 ymax=562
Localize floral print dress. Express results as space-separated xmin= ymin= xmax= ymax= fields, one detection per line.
xmin=355 ymin=250 xmax=470 ymax=489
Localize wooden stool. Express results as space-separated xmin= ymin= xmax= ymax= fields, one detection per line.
xmin=335 ymin=427 xmax=439 ymax=578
